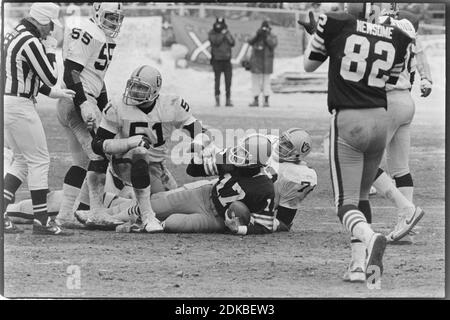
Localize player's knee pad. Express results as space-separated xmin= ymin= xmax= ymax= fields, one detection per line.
xmin=394 ymin=173 xmax=413 ymax=188
xmin=358 ymin=200 xmax=372 ymax=224
xmin=87 ymin=159 xmax=108 ymax=174
xmin=131 ymin=159 xmax=150 ymax=189
xmin=336 ymin=204 xmax=359 ymax=223
xmin=64 ymin=166 xmax=87 ymax=188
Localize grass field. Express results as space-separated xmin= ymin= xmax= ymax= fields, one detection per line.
xmin=3 ymin=46 xmax=446 ymax=298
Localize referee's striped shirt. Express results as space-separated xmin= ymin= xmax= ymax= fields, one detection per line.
xmin=3 ymin=19 xmax=58 ymax=98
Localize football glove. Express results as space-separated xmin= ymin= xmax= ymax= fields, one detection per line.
xmin=420 ymin=78 xmax=432 ymax=97
xmin=297 ymin=11 xmax=317 ymax=35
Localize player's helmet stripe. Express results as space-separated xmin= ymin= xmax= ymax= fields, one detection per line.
xmin=135 ymin=65 xmax=146 ymax=78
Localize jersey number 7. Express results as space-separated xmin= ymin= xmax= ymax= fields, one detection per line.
xmin=340 ymin=34 xmax=396 ymax=88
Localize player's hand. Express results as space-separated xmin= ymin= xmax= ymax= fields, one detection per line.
xmin=297 ymin=11 xmax=317 ymax=35
xmin=224 ymin=209 xmax=240 ymax=233
xmin=127 ymin=135 xmax=152 ymax=150
xmin=80 ymin=100 xmax=97 ymax=131
xmin=420 ymin=78 xmax=432 ymax=97
xmin=49 ymin=87 xmax=76 ymax=99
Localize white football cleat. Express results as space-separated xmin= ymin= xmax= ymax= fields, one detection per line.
xmin=343 ymin=262 xmax=366 ymax=283
xmin=143 ymin=217 xmax=163 ymax=233
xmin=369 ymin=186 xmax=377 ymax=196
xmin=387 ymin=207 xmax=425 ymax=242
xmin=365 ymin=233 xmax=387 ymax=279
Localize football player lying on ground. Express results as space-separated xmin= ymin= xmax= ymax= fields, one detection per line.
xmin=73 ymin=128 xmax=317 ymax=233
xmin=77 ymin=132 xmax=276 ymax=234
xmin=7 ymin=129 xmax=318 ymax=234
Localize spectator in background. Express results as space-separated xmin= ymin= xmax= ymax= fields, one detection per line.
xmin=208 ymin=17 xmax=235 ymax=107
xmin=248 ymin=20 xmax=277 ymax=108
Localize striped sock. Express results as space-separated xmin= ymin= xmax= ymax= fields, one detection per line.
xmin=3 ymin=173 xmax=22 ymax=213
xmin=31 ymin=189 xmax=49 ymax=225
xmin=342 ymin=209 xmax=374 ymax=247
xmin=127 ymin=204 xmax=141 ymax=223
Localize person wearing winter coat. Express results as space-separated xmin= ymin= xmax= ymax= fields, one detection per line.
xmin=248 ymin=20 xmax=278 ymax=107
xmin=208 ymin=17 xmax=235 ymax=107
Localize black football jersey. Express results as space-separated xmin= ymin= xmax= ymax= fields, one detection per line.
xmin=211 ymin=173 xmax=275 ymax=234
xmin=308 ymin=12 xmax=412 ymax=112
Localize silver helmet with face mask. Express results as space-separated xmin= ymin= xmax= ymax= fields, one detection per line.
xmin=123 ymin=65 xmax=162 ymax=108
xmin=272 ymin=128 xmax=312 ymax=163
xmin=93 ymin=2 xmax=124 ymax=38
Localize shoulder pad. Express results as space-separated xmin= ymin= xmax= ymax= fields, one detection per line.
xmin=78 ymin=19 xmax=107 ymax=43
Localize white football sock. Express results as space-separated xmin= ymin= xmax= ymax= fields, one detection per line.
xmin=398 ymin=186 xmax=414 ymax=203
xmin=134 ymin=186 xmax=155 ymax=222
xmin=58 ymin=184 xmax=80 ymax=219
xmin=373 ymin=171 xmax=413 ymax=209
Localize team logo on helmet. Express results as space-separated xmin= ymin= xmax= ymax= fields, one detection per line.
xmin=301 ymin=141 xmax=311 ymax=154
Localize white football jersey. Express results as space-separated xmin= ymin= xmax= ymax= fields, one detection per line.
xmin=382 ymin=17 xmax=417 ymax=91
xmin=100 ymin=94 xmax=197 ymax=162
xmin=62 ymin=17 xmax=116 ymax=98
xmin=271 ymin=161 xmax=317 ymax=210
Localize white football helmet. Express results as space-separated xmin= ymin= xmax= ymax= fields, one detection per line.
xmin=93 ymin=2 xmax=124 ymax=38
xmin=272 ymin=128 xmax=312 ymax=163
xmin=123 ymin=65 xmax=162 ymax=107
xmin=229 ymin=133 xmax=272 ymax=168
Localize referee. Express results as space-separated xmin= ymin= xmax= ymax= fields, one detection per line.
xmin=3 ymin=3 xmax=75 ymax=235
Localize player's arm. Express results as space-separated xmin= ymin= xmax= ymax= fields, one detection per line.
xmin=186 ymin=148 xmax=235 ymax=177
xmin=415 ymin=37 xmax=433 ymax=97
xmin=273 ymin=206 xmax=297 ymax=232
xmin=303 ymin=13 xmax=329 ymax=72
xmin=63 ymin=59 xmax=88 ymax=109
xmin=96 ymin=81 xmax=109 ymax=111
xmin=91 ymin=103 xmax=148 ymax=156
